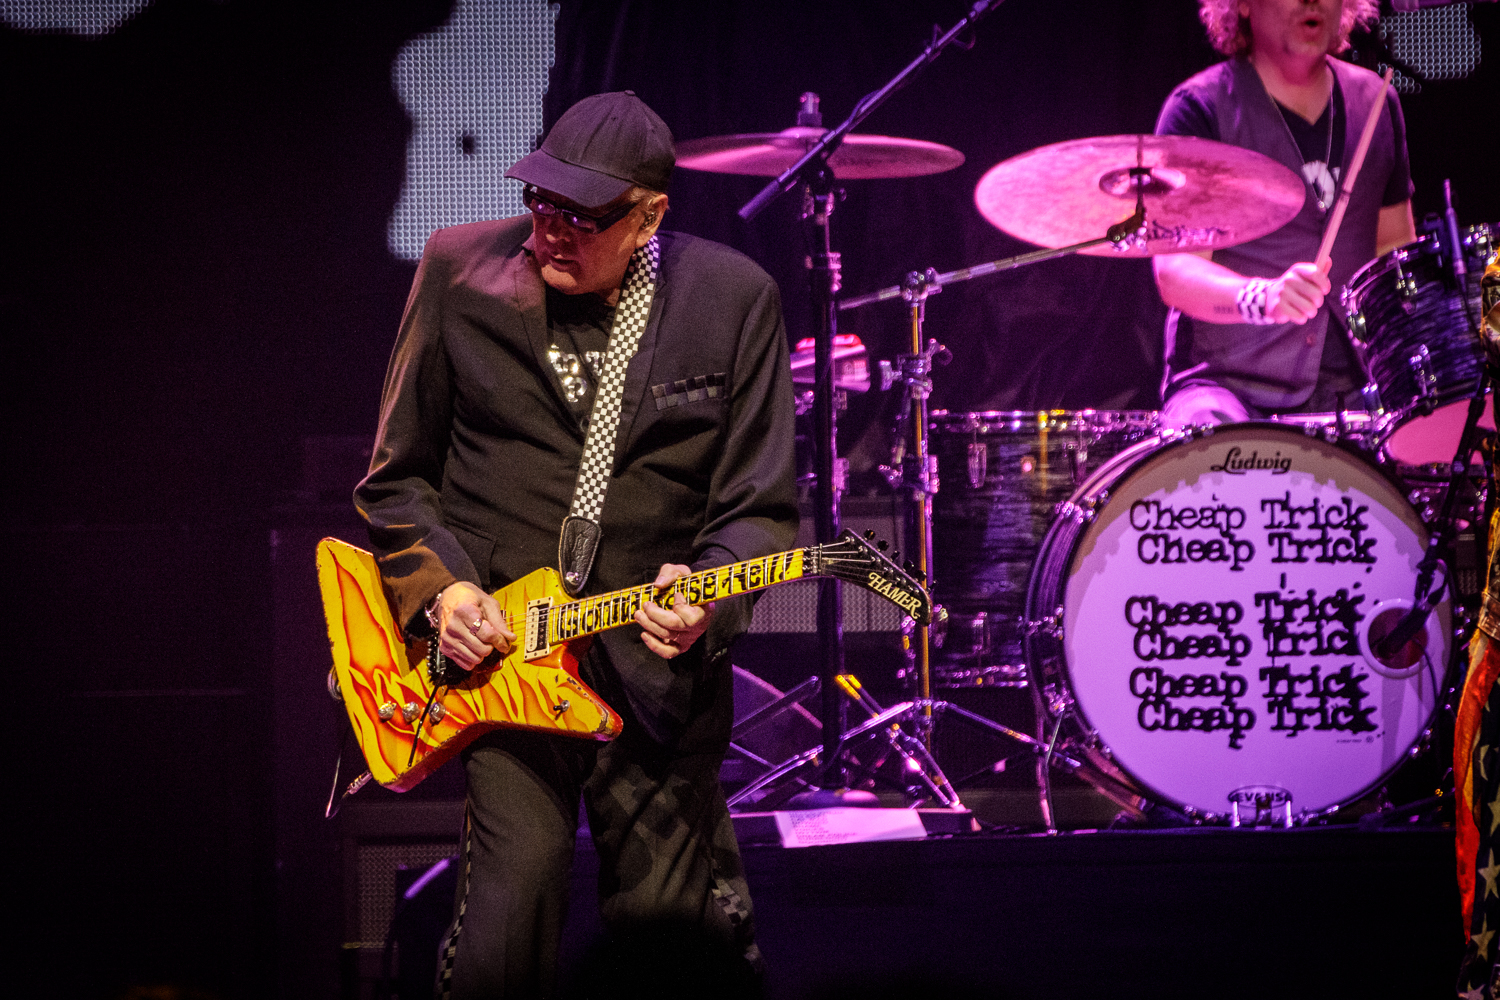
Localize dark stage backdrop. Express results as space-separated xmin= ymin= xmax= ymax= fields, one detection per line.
xmin=2 ymin=2 xmax=1496 ymax=998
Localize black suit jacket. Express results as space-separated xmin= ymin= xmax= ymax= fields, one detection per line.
xmin=355 ymin=215 xmax=798 ymax=746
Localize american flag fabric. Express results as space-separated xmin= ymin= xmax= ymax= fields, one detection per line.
xmin=1458 ymin=510 xmax=1500 ymax=999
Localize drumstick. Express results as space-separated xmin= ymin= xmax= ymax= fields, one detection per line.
xmin=1314 ymin=66 xmax=1395 ymax=268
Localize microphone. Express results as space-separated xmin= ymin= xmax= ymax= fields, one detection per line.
xmin=1442 ymin=179 xmax=1467 ymax=285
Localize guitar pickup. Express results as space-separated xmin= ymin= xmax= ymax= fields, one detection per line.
xmin=524 ymin=597 xmax=552 ymax=661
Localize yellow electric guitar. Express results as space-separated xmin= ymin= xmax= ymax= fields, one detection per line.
xmin=317 ymin=530 xmax=933 ymax=791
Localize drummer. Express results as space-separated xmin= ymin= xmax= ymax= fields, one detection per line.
xmin=1152 ymin=0 xmax=1416 ymax=428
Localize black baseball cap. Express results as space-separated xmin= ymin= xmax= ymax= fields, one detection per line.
xmin=506 ymin=91 xmax=674 ymax=208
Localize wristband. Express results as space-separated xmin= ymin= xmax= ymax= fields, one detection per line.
xmin=1236 ymin=277 xmax=1276 ymax=326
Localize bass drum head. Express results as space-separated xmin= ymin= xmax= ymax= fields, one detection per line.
xmin=1043 ymin=423 xmax=1449 ymax=819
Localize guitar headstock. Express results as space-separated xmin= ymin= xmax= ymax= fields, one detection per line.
xmin=814 ymin=529 xmax=934 ymax=625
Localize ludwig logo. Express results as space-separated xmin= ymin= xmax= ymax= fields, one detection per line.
xmin=1210 ymin=447 xmax=1292 ymax=475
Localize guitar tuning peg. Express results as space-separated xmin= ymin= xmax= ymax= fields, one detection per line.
xmin=876 ymin=540 xmax=889 ymax=552
xmin=864 ymin=529 xmax=876 ymax=540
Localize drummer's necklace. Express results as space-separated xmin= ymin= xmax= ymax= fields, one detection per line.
xmin=1268 ymin=66 xmax=1336 ymax=215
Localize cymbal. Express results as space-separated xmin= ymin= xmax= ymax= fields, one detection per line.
xmin=974 ymin=134 xmax=1305 ymax=257
xmin=676 ymin=127 xmax=964 ymax=180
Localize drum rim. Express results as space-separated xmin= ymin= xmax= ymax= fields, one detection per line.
xmin=1023 ymin=420 xmax=1451 ymax=821
xmin=929 ymin=408 xmax=1162 ymax=433
xmin=1345 ymin=220 xmax=1496 ymax=297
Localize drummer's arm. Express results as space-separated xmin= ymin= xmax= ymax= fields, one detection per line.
xmin=1376 ymin=200 xmax=1416 ymax=257
xmin=1154 ymin=251 xmax=1329 ymax=327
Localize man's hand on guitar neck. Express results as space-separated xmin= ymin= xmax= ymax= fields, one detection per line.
xmin=432 ymin=581 xmax=516 ymax=672
xmin=636 ymin=563 xmax=714 ymax=660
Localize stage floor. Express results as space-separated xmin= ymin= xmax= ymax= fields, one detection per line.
xmin=537 ymin=822 xmax=1458 ymax=999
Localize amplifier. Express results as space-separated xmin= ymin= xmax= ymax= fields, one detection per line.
xmin=750 ymin=495 xmax=908 ymax=634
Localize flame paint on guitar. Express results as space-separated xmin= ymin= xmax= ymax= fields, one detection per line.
xmin=316 ymin=531 xmax=930 ymax=792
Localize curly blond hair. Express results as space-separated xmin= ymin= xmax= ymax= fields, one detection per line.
xmin=1198 ymin=0 xmax=1380 ymax=57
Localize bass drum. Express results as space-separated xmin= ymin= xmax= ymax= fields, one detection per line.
xmin=1025 ymin=422 xmax=1450 ymax=822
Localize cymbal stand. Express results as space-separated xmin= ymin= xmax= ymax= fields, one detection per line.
xmin=737 ymin=0 xmax=1007 ymax=805
xmin=836 ymin=199 xmax=1151 ymax=827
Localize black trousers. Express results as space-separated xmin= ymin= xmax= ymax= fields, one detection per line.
xmin=437 ymin=701 xmax=760 ymax=998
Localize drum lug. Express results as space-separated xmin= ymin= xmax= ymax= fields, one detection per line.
xmin=1056 ymin=490 xmax=1107 ymax=523
xmin=1067 ymin=442 xmax=1089 ymax=485
xmin=967 ymin=441 xmax=986 ymax=488
xmin=1360 ymin=381 xmax=1385 ymax=415
xmin=1041 ymin=681 xmax=1073 ymax=717
xmin=1407 ymin=343 xmax=1437 ymax=409
xmin=1025 ymin=606 xmax=1065 ymax=641
xmin=1343 ymin=306 xmax=1367 ymax=346
xmin=1394 ymin=256 xmax=1419 ymax=308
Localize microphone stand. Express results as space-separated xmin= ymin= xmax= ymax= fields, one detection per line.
xmin=738 ymin=0 xmax=1005 ymax=807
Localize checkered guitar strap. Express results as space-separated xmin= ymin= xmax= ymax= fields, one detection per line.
xmin=557 ymin=235 xmax=660 ymax=596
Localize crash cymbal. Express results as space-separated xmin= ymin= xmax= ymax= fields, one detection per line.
xmin=974 ymin=134 xmax=1305 ymax=257
xmin=676 ymin=126 xmax=964 ymax=180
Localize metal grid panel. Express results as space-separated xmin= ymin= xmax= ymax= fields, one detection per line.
xmin=352 ymin=842 xmax=459 ymax=948
xmin=388 ymin=0 xmax=558 ymax=260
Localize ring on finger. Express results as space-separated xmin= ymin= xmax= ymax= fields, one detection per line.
xmin=469 ymin=617 xmax=484 ymax=635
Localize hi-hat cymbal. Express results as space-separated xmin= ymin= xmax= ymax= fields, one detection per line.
xmin=974 ymin=134 xmax=1305 ymax=257
xmin=676 ymin=126 xmax=964 ymax=180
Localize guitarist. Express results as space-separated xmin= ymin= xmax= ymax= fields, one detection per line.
xmin=354 ymin=92 xmax=797 ymax=998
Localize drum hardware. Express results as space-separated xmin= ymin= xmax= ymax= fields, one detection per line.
xmin=1408 ymin=344 xmax=1437 ymax=410
xmin=1395 ymin=257 xmax=1419 ymax=303
xmin=1373 ymin=191 xmax=1495 ymax=661
xmin=1228 ymin=787 xmax=1293 ymax=829
xmin=690 ymin=4 xmax=994 ymax=809
xmin=833 ymin=673 xmax=960 ymax=807
xmin=789 ymin=333 xmax=872 ymax=393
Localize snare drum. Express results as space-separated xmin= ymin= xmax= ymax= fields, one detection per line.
xmin=929 ymin=410 xmax=1159 ymax=685
xmin=1344 ymin=223 xmax=1496 ymax=466
xmin=1025 ymin=422 xmax=1449 ymax=822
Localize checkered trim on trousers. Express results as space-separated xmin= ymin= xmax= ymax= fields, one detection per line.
xmin=568 ymin=235 xmax=660 ymax=524
xmin=436 ymin=807 xmax=474 ymax=1000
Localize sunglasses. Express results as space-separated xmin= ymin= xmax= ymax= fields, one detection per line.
xmin=522 ymin=186 xmax=639 ymax=234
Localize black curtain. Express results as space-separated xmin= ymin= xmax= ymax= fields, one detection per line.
xmin=1 ymin=2 xmax=1496 ymax=997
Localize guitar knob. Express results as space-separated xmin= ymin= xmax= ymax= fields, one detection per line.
xmin=401 ymin=701 xmax=421 ymax=723
xmin=428 ymin=703 xmax=446 ymax=724
xmin=877 ymin=540 xmax=889 ymax=552
xmin=864 ymin=529 xmax=876 ymax=540
xmin=378 ymin=701 xmax=397 ymax=721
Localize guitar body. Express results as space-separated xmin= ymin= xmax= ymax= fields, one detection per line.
xmin=316 ymin=538 xmax=623 ymax=791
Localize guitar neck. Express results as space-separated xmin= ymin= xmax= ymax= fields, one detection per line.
xmin=545 ymin=548 xmax=812 ymax=646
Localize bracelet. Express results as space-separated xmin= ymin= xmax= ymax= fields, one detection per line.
xmin=1236 ymin=277 xmax=1276 ymax=326
xmin=423 ymin=588 xmax=448 ymax=634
